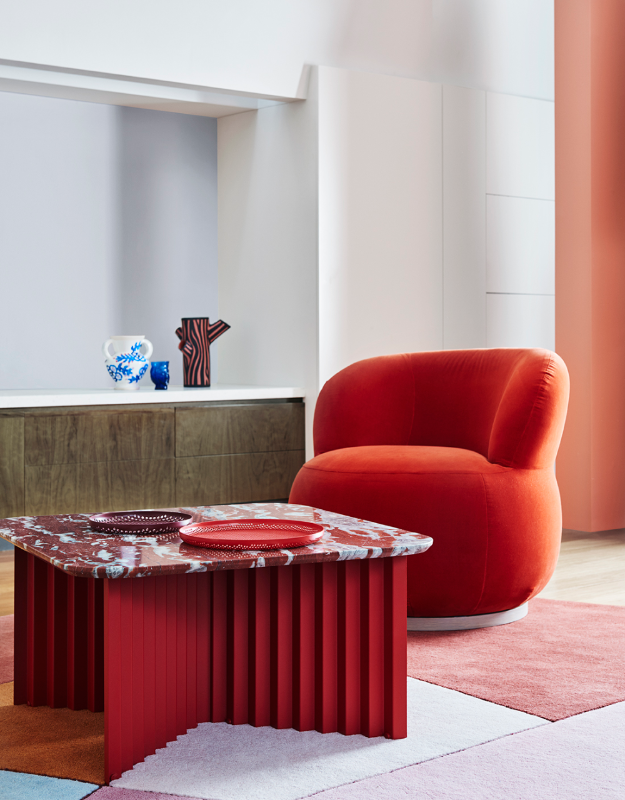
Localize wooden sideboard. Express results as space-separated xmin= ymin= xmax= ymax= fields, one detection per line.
xmin=0 ymin=400 xmax=305 ymax=518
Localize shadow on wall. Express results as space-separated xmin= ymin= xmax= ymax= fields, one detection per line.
xmin=430 ymin=0 xmax=554 ymax=100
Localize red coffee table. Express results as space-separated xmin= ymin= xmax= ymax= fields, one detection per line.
xmin=0 ymin=503 xmax=432 ymax=783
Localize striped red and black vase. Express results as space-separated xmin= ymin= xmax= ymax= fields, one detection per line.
xmin=175 ymin=317 xmax=230 ymax=387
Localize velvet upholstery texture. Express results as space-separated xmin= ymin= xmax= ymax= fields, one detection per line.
xmin=289 ymin=349 xmax=570 ymax=617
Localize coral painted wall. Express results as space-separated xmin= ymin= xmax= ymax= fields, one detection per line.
xmin=556 ymin=0 xmax=625 ymax=530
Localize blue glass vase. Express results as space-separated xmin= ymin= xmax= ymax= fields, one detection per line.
xmin=150 ymin=361 xmax=170 ymax=390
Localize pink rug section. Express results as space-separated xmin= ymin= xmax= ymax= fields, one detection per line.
xmin=91 ymin=789 xmax=213 ymax=800
xmin=407 ymin=598 xmax=625 ymax=720
xmin=0 ymin=614 xmax=13 ymax=684
xmin=313 ymin=700 xmax=625 ymax=800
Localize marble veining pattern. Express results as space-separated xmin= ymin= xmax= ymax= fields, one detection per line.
xmin=0 ymin=503 xmax=432 ymax=579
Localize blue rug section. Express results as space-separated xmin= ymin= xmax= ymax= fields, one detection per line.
xmin=0 ymin=770 xmax=98 ymax=800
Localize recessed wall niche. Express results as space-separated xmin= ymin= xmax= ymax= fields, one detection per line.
xmin=0 ymin=91 xmax=218 ymax=390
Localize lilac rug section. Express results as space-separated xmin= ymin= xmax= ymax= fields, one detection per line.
xmin=0 ymin=614 xmax=13 ymax=684
xmin=313 ymin=701 xmax=625 ymax=800
xmin=91 ymin=790 xmax=205 ymax=800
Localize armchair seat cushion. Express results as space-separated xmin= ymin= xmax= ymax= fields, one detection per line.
xmin=302 ymin=444 xmax=508 ymax=477
xmin=292 ymin=450 xmax=560 ymax=618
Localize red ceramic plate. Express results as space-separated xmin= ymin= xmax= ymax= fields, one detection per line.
xmin=179 ymin=518 xmax=325 ymax=550
xmin=89 ymin=510 xmax=193 ymax=535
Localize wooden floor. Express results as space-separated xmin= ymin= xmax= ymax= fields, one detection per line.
xmin=0 ymin=552 xmax=14 ymax=616
xmin=537 ymin=528 xmax=625 ymax=606
xmin=0 ymin=530 xmax=623 ymax=616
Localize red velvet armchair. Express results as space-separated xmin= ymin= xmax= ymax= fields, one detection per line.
xmin=289 ymin=349 xmax=569 ymax=627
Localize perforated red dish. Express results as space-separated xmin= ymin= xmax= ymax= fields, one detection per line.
xmin=89 ymin=510 xmax=193 ymax=535
xmin=179 ymin=518 xmax=325 ymax=550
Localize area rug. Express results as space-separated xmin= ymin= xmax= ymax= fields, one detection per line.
xmin=109 ymin=678 xmax=544 ymax=800
xmin=309 ymin=700 xmax=625 ymax=800
xmin=0 ymin=770 xmax=98 ymax=800
xmin=0 ymin=682 xmax=104 ymax=785
xmin=0 ymin=615 xmax=13 ymax=684
xmin=1 ymin=599 xmax=622 ymax=798
xmin=407 ymin=598 xmax=625 ymax=720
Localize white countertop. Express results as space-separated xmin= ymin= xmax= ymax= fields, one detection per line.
xmin=0 ymin=385 xmax=305 ymax=410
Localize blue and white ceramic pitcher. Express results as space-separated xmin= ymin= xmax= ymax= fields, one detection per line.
xmin=103 ymin=335 xmax=153 ymax=390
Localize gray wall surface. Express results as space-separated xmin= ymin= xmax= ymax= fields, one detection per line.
xmin=118 ymin=108 xmax=218 ymax=387
xmin=0 ymin=93 xmax=218 ymax=390
xmin=0 ymin=92 xmax=118 ymax=389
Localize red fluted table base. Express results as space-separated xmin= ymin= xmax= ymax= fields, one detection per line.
xmin=14 ymin=549 xmax=407 ymax=784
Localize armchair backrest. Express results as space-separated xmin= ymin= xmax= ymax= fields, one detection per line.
xmin=313 ymin=349 xmax=569 ymax=469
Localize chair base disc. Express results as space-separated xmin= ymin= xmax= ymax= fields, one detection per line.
xmin=407 ymin=602 xmax=529 ymax=632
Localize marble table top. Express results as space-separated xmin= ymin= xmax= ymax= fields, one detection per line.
xmin=0 ymin=503 xmax=432 ymax=579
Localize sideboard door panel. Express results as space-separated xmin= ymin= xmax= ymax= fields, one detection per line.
xmin=25 ymin=459 xmax=176 ymax=515
xmin=25 ymin=408 xmax=175 ymax=465
xmin=0 ymin=414 xmax=25 ymax=517
xmin=175 ymin=451 xmax=305 ymax=506
xmin=176 ymin=404 xmax=305 ymax=457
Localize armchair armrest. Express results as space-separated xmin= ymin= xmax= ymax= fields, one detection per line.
xmin=488 ymin=351 xmax=569 ymax=469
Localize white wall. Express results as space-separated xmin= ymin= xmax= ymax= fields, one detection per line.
xmin=217 ymin=76 xmax=320 ymax=453
xmin=431 ymin=0 xmax=554 ymax=100
xmin=442 ymin=88 xmax=555 ymax=352
xmin=317 ymin=67 xmax=443 ymax=385
xmin=0 ymin=1 xmax=553 ymax=101
xmin=0 ymin=94 xmax=219 ymax=390
xmin=315 ymin=78 xmax=556 ymax=370
xmin=0 ymin=92 xmax=118 ymax=389
xmin=218 ymin=67 xmax=445 ymax=456
xmin=485 ymin=92 xmax=555 ymax=350
xmin=442 ymin=84 xmax=486 ymax=348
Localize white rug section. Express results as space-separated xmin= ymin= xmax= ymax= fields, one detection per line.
xmin=112 ymin=679 xmax=547 ymax=800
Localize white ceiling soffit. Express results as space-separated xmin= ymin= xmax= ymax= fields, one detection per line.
xmin=0 ymin=59 xmax=302 ymax=117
